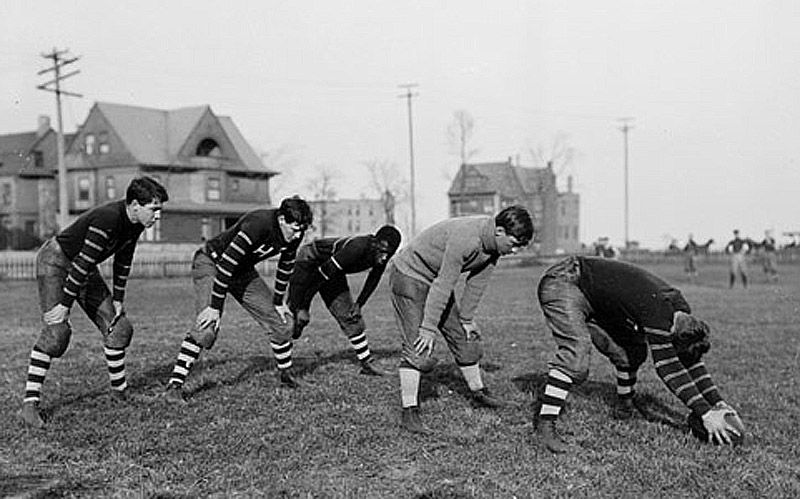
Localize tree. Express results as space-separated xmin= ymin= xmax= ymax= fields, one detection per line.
xmin=363 ymin=158 xmax=406 ymax=226
xmin=527 ymin=131 xmax=576 ymax=177
xmin=305 ymin=165 xmax=338 ymax=237
xmin=445 ymin=110 xmax=479 ymax=182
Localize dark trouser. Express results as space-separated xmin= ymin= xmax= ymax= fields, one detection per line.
xmin=188 ymin=249 xmax=292 ymax=349
xmin=388 ymin=263 xmax=482 ymax=372
xmin=34 ymin=237 xmax=128 ymax=356
xmin=537 ymin=257 xmax=647 ymax=384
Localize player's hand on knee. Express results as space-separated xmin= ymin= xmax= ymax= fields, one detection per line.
xmin=414 ymin=328 xmax=436 ymax=356
xmin=196 ymin=306 xmax=221 ymax=331
xmin=44 ymin=304 xmax=70 ymax=325
xmin=275 ymin=304 xmax=291 ymax=324
xmin=461 ymin=320 xmax=481 ymax=341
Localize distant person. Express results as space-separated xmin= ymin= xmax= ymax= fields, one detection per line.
xmin=724 ymin=230 xmax=750 ymax=288
xmin=594 ymin=237 xmax=618 ymax=259
xmin=760 ymin=230 xmax=779 ymax=282
xmin=20 ymin=176 xmax=168 ymax=428
xmin=390 ymin=206 xmax=534 ymax=433
xmin=164 ymin=196 xmax=313 ymax=400
xmin=535 ymin=256 xmax=744 ymax=453
xmin=683 ymin=234 xmax=700 ymax=282
xmin=288 ymin=225 xmax=402 ymax=376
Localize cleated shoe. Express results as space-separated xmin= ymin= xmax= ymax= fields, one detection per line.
xmin=539 ymin=420 xmax=569 ymax=454
xmin=278 ymin=369 xmax=313 ymax=389
xmin=400 ymin=406 xmax=428 ymax=434
xmin=359 ymin=359 xmax=392 ymax=377
xmin=164 ymin=383 xmax=187 ymax=404
xmin=612 ymin=397 xmax=636 ymax=420
xmin=469 ymin=388 xmax=507 ymax=409
xmin=19 ymin=401 xmax=46 ymax=429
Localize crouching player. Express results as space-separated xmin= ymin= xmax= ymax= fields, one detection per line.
xmin=536 ymin=256 xmax=745 ymax=453
xmin=288 ymin=225 xmax=402 ymax=376
xmin=389 ymin=205 xmax=534 ymax=433
xmin=20 ymin=176 xmax=168 ymax=428
xmin=165 ymin=196 xmax=313 ymax=399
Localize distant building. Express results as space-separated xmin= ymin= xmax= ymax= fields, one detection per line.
xmin=308 ymin=198 xmax=385 ymax=239
xmin=0 ymin=116 xmax=74 ymax=243
xmin=447 ymin=158 xmax=580 ymax=254
xmin=64 ymin=102 xmax=278 ymax=242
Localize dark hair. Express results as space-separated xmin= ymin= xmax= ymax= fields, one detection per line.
xmin=126 ymin=176 xmax=168 ymax=205
xmin=279 ymin=196 xmax=313 ymax=228
xmin=375 ymin=224 xmax=402 ymax=254
xmin=671 ymin=315 xmax=711 ymax=365
xmin=495 ymin=205 xmax=534 ymax=244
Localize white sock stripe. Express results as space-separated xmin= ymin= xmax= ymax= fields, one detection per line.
xmin=182 ymin=340 xmax=202 ymax=353
xmin=173 ymin=366 xmax=189 ymax=376
xmin=617 ymin=386 xmax=633 ymax=395
xmin=23 ymin=396 xmax=41 ymax=403
xmin=548 ymin=368 xmax=573 ymax=384
xmin=544 ymin=385 xmax=569 ymax=399
xmin=273 ymin=351 xmax=292 ymax=361
xmin=106 ymin=359 xmax=125 ymax=368
xmin=177 ymin=353 xmax=197 ymax=363
xmin=28 ymin=366 xmax=48 ymax=377
xmin=109 ymin=372 xmax=126 ymax=380
xmin=25 ymin=381 xmax=43 ymax=391
xmin=540 ymin=404 xmax=561 ymax=416
xmin=356 ymin=351 xmax=370 ymax=361
xmin=30 ymin=350 xmax=52 ymax=362
xmin=616 ymin=371 xmax=634 ymax=380
xmin=104 ymin=347 xmax=124 ymax=355
xmin=112 ymin=382 xmax=128 ymax=391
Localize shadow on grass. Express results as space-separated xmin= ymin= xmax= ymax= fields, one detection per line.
xmin=0 ymin=473 xmax=104 ymax=498
xmin=417 ymin=361 xmax=503 ymax=404
xmin=509 ymin=371 xmax=687 ymax=430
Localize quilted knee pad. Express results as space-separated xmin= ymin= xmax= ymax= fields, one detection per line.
xmin=191 ymin=325 xmax=219 ymax=350
xmin=401 ymin=347 xmax=439 ymax=373
xmin=104 ymin=316 xmax=134 ymax=349
xmin=35 ymin=322 xmax=73 ymax=358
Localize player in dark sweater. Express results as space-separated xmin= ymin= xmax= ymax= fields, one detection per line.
xmin=288 ymin=225 xmax=402 ymax=376
xmin=165 ymin=196 xmax=313 ymax=398
xmin=20 ymin=176 xmax=168 ymax=429
xmin=536 ymin=256 xmax=744 ymax=453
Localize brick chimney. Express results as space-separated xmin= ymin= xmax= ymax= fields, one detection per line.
xmin=36 ymin=115 xmax=51 ymax=138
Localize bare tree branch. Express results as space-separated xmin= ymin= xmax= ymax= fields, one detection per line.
xmin=527 ymin=131 xmax=576 ymax=176
xmin=363 ymin=158 xmax=407 ymax=225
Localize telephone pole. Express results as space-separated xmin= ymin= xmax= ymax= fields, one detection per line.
xmin=618 ymin=117 xmax=634 ymax=249
xmin=37 ymin=48 xmax=82 ymax=230
xmin=398 ymin=83 xmax=418 ymax=236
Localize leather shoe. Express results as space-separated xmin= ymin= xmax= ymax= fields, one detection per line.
xmin=360 ymin=359 xmax=391 ymax=377
xmin=400 ymin=406 xmax=428 ymax=434
xmin=540 ymin=420 xmax=568 ymax=453
xmin=19 ymin=401 xmax=46 ymax=429
xmin=164 ymin=383 xmax=187 ymax=404
xmin=469 ymin=387 xmax=507 ymax=409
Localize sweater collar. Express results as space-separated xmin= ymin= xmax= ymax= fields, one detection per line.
xmin=479 ymin=217 xmax=499 ymax=254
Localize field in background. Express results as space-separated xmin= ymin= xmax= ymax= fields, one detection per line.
xmin=1 ymin=260 xmax=798 ymax=497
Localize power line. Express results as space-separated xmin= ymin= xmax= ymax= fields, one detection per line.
xmin=398 ymin=83 xmax=419 ymax=236
xmin=37 ymin=48 xmax=82 ymax=230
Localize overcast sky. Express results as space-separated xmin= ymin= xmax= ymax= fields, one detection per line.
xmin=3 ymin=1 xmax=799 ymax=249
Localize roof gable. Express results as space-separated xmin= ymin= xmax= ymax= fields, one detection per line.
xmin=449 ymin=161 xmax=555 ymax=197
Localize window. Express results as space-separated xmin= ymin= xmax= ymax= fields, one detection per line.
xmin=201 ymin=217 xmax=211 ymax=241
xmin=1 ymin=183 xmax=11 ymax=205
xmin=33 ymin=151 xmax=44 ymax=167
xmin=25 ymin=220 xmax=36 ymax=235
xmin=196 ymin=138 xmax=221 ymax=157
xmin=105 ymin=176 xmax=116 ymax=199
xmin=85 ymin=134 xmax=95 ymax=155
xmin=207 ymin=178 xmax=220 ymax=201
xmin=78 ymin=177 xmax=91 ymax=201
xmin=98 ymin=132 xmax=110 ymax=154
xmin=231 ymin=179 xmax=239 ymax=192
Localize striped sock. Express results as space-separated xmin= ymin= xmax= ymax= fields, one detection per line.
xmin=104 ymin=346 xmax=127 ymax=392
xmin=348 ymin=332 xmax=371 ymax=362
xmin=169 ymin=336 xmax=202 ymax=386
xmin=616 ymin=368 xmax=637 ymax=400
xmin=24 ymin=346 xmax=52 ymax=403
xmin=271 ymin=341 xmax=293 ymax=371
xmin=539 ymin=368 xmax=573 ymax=420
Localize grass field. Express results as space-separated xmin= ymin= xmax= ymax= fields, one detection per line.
xmin=1 ymin=260 xmax=799 ymax=498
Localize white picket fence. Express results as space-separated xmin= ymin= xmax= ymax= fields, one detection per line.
xmin=0 ymin=250 xmax=275 ymax=280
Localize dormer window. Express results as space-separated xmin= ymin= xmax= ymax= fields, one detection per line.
xmin=85 ymin=134 xmax=95 ymax=155
xmin=196 ymin=138 xmax=222 ymax=157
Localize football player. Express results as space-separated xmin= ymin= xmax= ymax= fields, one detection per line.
xmin=536 ymin=256 xmax=744 ymax=453
xmin=288 ymin=225 xmax=402 ymax=376
xmin=20 ymin=176 xmax=168 ymax=428
xmin=165 ymin=196 xmax=313 ymax=399
xmin=389 ymin=205 xmax=534 ymax=433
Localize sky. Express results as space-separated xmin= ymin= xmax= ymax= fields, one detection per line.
xmin=2 ymin=0 xmax=799 ymax=249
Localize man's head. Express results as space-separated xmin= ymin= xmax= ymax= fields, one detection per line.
xmin=733 ymin=229 xmax=740 ymax=237
xmin=126 ymin=176 xmax=168 ymax=228
xmin=278 ymin=196 xmax=313 ymax=242
xmin=670 ymin=311 xmax=711 ymax=365
xmin=372 ymin=225 xmax=402 ymax=266
xmin=494 ymin=205 xmax=534 ymax=255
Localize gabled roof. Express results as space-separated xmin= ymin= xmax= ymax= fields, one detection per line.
xmin=218 ymin=116 xmax=276 ymax=174
xmin=448 ymin=160 xmax=553 ymax=196
xmin=0 ymin=130 xmax=75 ymax=177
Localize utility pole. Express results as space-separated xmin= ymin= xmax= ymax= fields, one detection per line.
xmin=37 ymin=48 xmax=82 ymax=230
xmin=618 ymin=117 xmax=634 ymax=249
xmin=398 ymin=83 xmax=418 ymax=236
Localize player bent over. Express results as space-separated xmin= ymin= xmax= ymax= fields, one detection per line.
xmin=165 ymin=196 xmax=313 ymax=400
xmin=389 ymin=205 xmax=534 ymax=433
xmin=288 ymin=225 xmax=402 ymax=376
xmin=536 ymin=256 xmax=745 ymax=453
xmin=20 ymin=176 xmax=168 ymax=428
